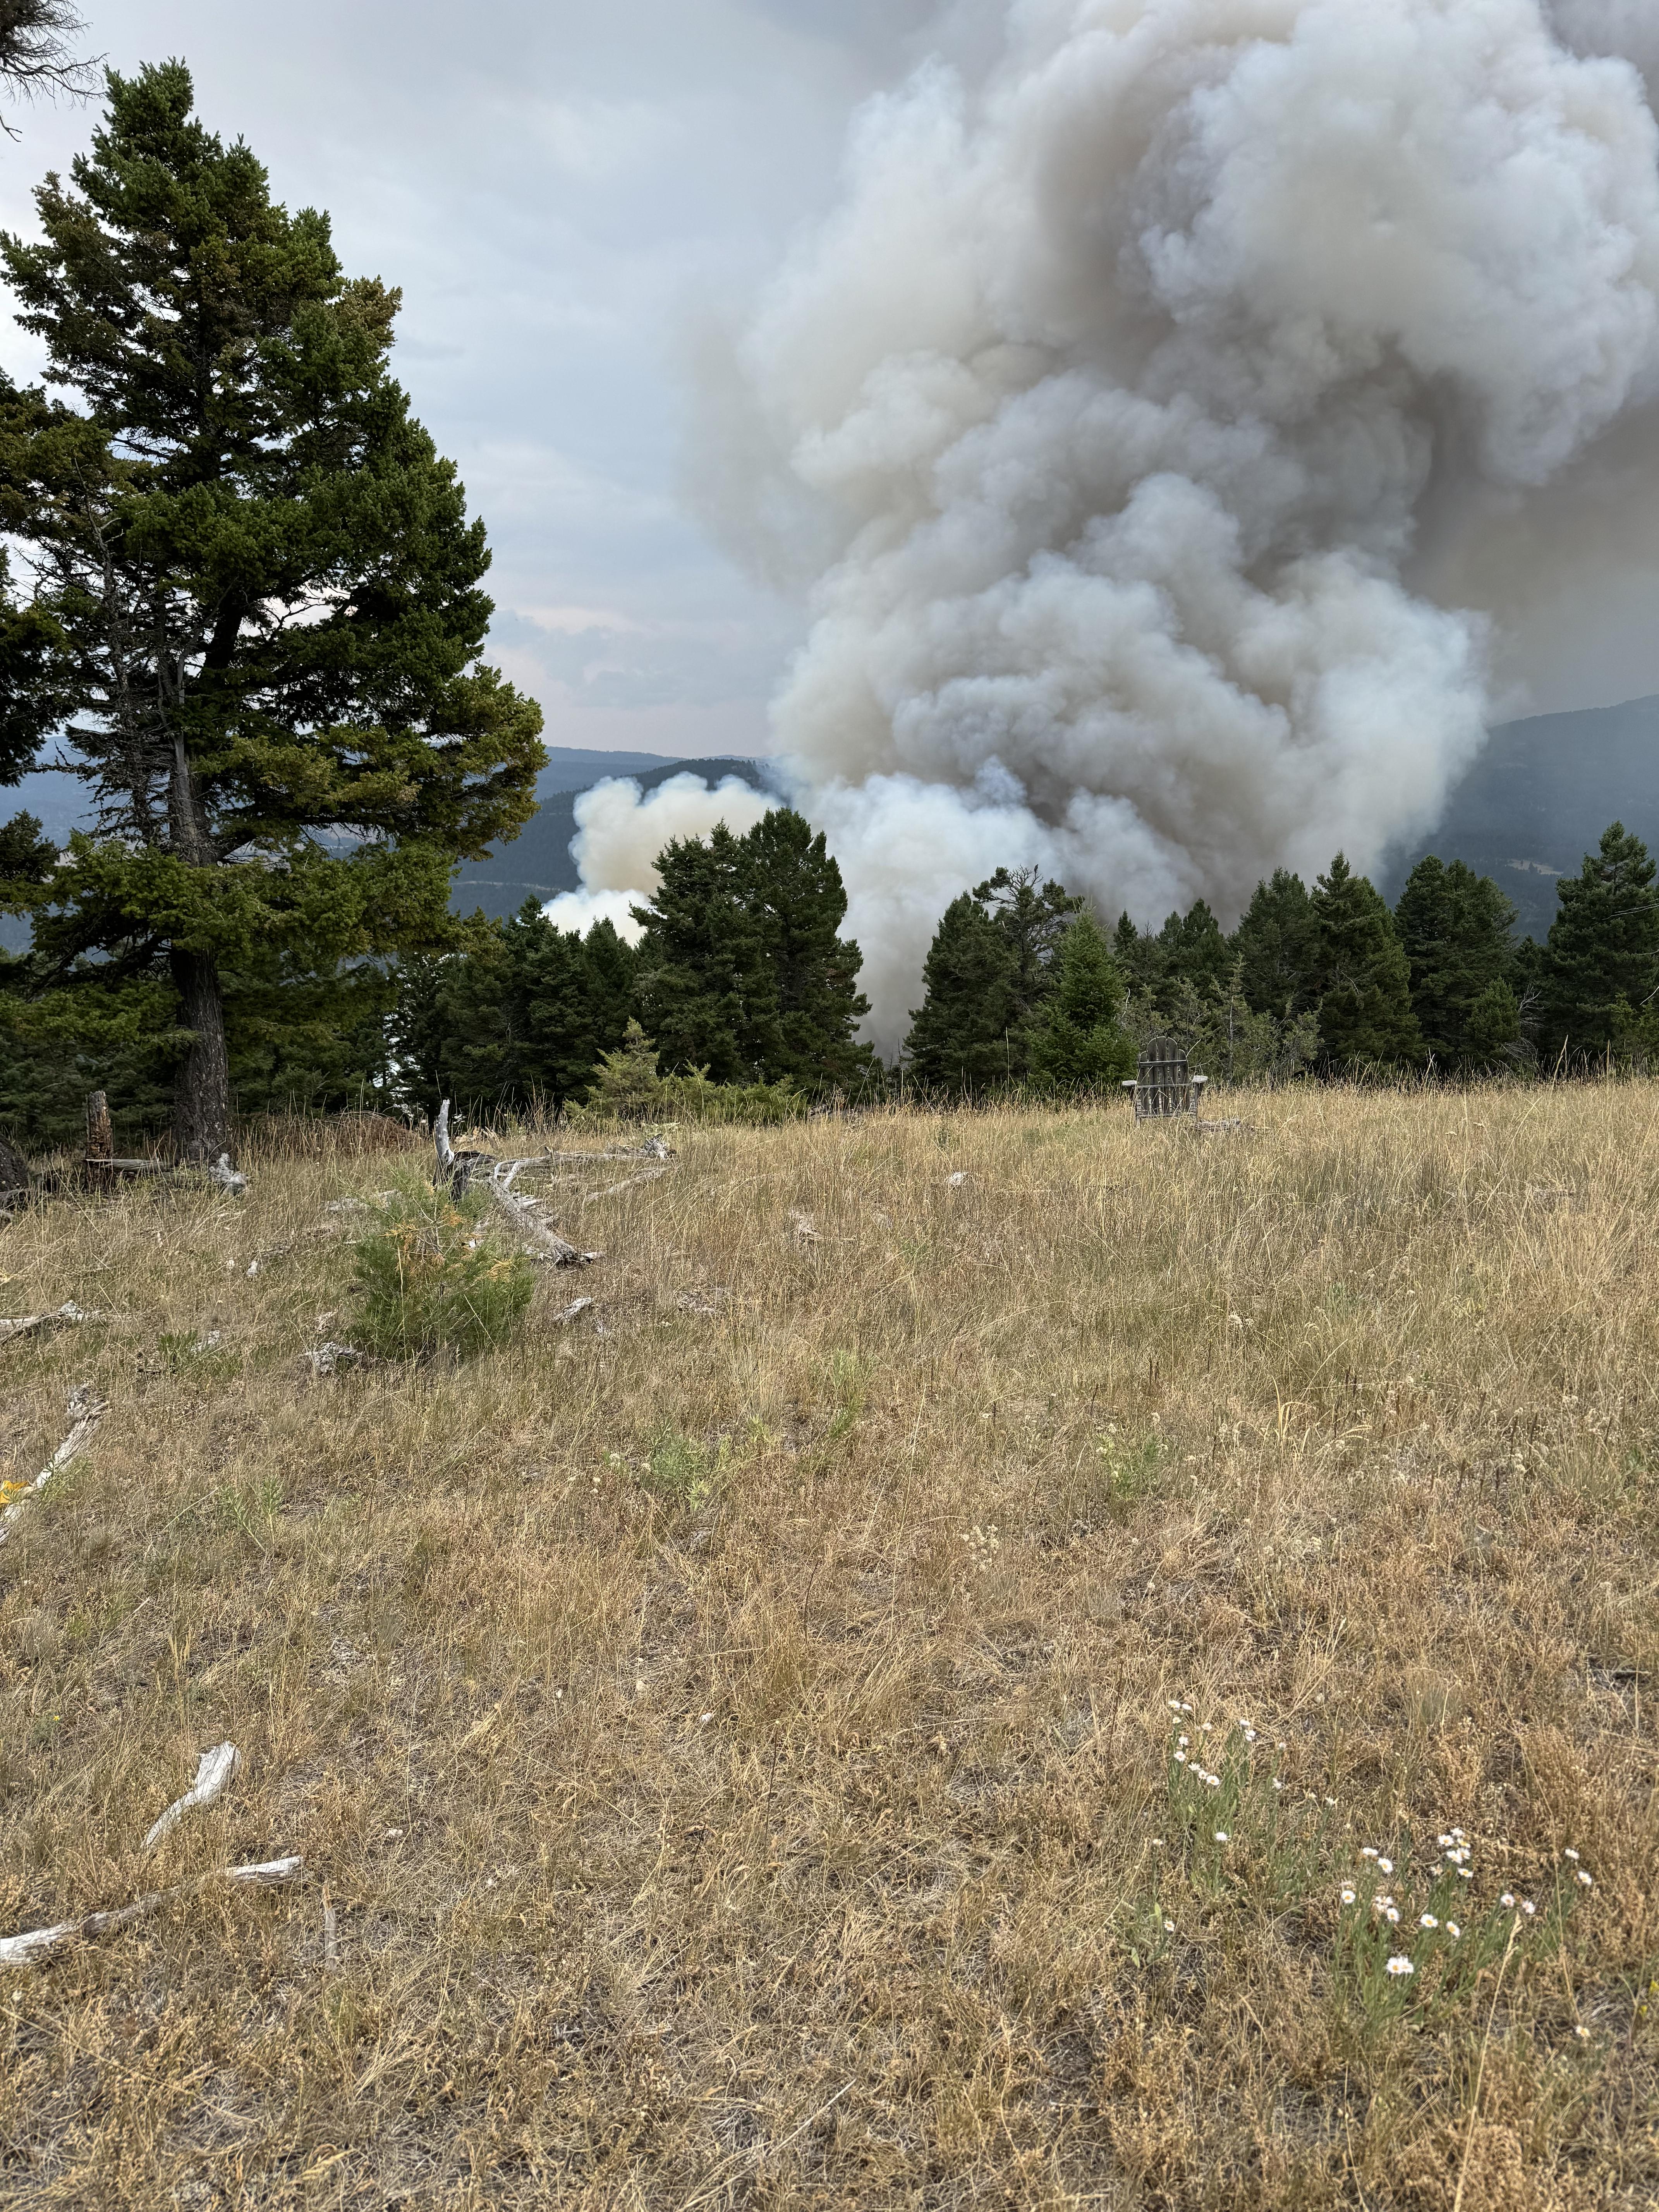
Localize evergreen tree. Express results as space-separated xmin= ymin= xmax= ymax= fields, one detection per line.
xmin=738 ymin=808 xmax=871 ymax=1089
xmin=903 ymin=893 xmax=1018 ymax=1094
xmin=0 ymin=64 xmax=544 ymax=1156
xmin=1028 ymin=910 xmax=1135 ymax=1091
xmin=975 ymin=867 xmax=1080 ymax=1040
xmin=392 ymin=907 xmax=634 ymax=1119
xmin=1231 ymin=869 xmax=1319 ymax=1017
xmin=630 ymin=807 xmax=869 ymax=1091
xmin=905 ymin=868 xmax=1079 ymax=1094
xmin=1112 ymin=910 xmax=1167 ymax=1004
xmin=1537 ymin=823 xmax=1659 ymax=1060
xmin=1157 ymin=898 xmax=1229 ymax=1006
xmin=1394 ymin=857 xmax=1518 ymax=1067
xmin=632 ymin=823 xmax=781 ymax=1084
xmin=1310 ymin=854 xmax=1423 ymax=1070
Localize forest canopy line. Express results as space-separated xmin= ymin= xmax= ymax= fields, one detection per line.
xmin=4 ymin=72 xmax=1659 ymax=1154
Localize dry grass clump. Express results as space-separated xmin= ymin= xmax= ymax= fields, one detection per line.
xmin=0 ymin=1088 xmax=1655 ymax=2207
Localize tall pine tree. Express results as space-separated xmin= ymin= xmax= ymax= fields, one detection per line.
xmin=0 ymin=64 xmax=544 ymax=1156
xmin=1231 ymin=869 xmax=1319 ymax=1017
xmin=1394 ymin=856 xmax=1518 ymax=1068
xmin=1311 ymin=855 xmax=1423 ymax=1070
xmin=736 ymin=808 xmax=871 ymax=1090
xmin=1537 ymin=823 xmax=1659 ymax=1060
xmin=1027 ymin=910 xmax=1135 ymax=1091
xmin=632 ymin=820 xmax=781 ymax=1085
xmin=903 ymin=893 xmax=1018 ymax=1094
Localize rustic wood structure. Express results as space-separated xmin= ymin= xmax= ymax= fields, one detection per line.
xmin=1122 ymin=1037 xmax=1209 ymax=1121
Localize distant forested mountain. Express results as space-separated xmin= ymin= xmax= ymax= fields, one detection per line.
xmin=1380 ymin=694 xmax=1659 ymax=942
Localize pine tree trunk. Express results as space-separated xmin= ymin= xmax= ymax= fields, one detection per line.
xmin=172 ymin=947 xmax=232 ymax=1162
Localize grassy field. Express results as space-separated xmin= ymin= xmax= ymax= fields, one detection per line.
xmin=0 ymin=1089 xmax=1655 ymax=2209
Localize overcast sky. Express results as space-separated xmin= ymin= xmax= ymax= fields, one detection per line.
xmin=0 ymin=0 xmax=944 ymax=765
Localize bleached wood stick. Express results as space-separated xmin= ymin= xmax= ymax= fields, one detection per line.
xmin=581 ymin=1166 xmax=670 ymax=1206
xmin=143 ymin=1742 xmax=241 ymax=1849
xmin=0 ymin=1302 xmax=94 ymax=1347
xmin=0 ymin=1857 xmax=306 ymax=1971
xmin=0 ymin=1384 xmax=108 ymax=1546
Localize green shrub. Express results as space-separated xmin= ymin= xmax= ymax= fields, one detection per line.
xmin=350 ymin=1176 xmax=534 ymax=1361
xmin=579 ymin=1020 xmax=807 ymax=1127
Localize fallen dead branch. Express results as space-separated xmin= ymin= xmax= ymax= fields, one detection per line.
xmin=551 ymin=1296 xmax=594 ymax=1326
xmin=0 ymin=1301 xmax=96 ymax=1348
xmin=0 ymin=1383 xmax=108 ymax=1545
xmin=581 ymin=1166 xmax=670 ymax=1206
xmin=0 ymin=1857 xmax=306 ymax=1972
xmin=144 ymin=1743 xmax=241 ymax=1850
xmin=434 ymin=1102 xmax=601 ymax=1267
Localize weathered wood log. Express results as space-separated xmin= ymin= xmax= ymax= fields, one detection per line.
xmin=0 ymin=1857 xmax=306 ymax=1972
xmin=0 ymin=1302 xmax=94 ymax=1348
xmin=0 ymin=1383 xmax=108 ymax=1546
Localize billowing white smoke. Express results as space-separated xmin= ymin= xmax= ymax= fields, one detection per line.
xmin=543 ymin=772 xmax=776 ymax=942
xmin=566 ymin=0 xmax=1659 ymax=1048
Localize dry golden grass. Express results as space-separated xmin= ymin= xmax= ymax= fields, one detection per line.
xmin=0 ymin=1088 xmax=1656 ymax=2209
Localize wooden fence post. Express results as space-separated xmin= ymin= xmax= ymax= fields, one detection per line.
xmin=86 ymin=1091 xmax=114 ymax=1193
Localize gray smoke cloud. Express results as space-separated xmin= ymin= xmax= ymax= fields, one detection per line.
xmin=574 ymin=0 xmax=1659 ymax=1048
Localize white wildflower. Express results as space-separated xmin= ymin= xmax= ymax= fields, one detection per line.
xmin=1420 ymin=1914 xmax=1438 ymax=1929
xmin=1456 ymin=1867 xmax=1474 ymax=1881
xmin=1437 ymin=1834 xmax=1455 ymax=1849
xmin=1574 ymin=2024 xmax=1590 ymax=2041
xmin=1501 ymin=1893 xmax=1516 ymax=1908
xmin=1386 ymin=1956 xmax=1415 ymax=1977
xmin=1173 ymin=1750 xmax=1187 ymax=1764
xmin=1360 ymin=1847 xmax=1379 ymax=1861
xmin=1214 ymin=1831 xmax=1230 ymax=1844
xmin=1575 ymin=1870 xmax=1593 ymax=1888
xmin=1340 ymin=1887 xmax=1357 ymax=1906
xmin=1385 ymin=1906 xmax=1401 ymax=1925
xmin=1163 ymin=1919 xmax=1175 ymax=1934
xmin=1522 ymin=1900 xmax=1536 ymax=1917
xmin=1563 ymin=1848 xmax=1580 ymax=1862
xmin=1377 ymin=1857 xmax=1394 ymax=1875
xmin=1446 ymin=1922 xmax=1461 ymax=1940
xmin=1271 ymin=1777 xmax=1283 ymax=1791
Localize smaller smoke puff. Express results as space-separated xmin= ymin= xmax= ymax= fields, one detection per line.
xmin=543 ymin=773 xmax=775 ymax=943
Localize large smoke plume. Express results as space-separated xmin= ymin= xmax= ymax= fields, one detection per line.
xmin=555 ymin=0 xmax=1659 ymax=1047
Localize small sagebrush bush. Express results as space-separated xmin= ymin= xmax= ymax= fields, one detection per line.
xmin=350 ymin=1177 xmax=534 ymax=1361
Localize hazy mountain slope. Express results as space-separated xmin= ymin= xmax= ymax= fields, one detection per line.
xmin=1379 ymin=694 xmax=1659 ymax=940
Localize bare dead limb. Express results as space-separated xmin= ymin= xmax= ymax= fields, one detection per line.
xmin=143 ymin=1742 xmax=241 ymax=1850
xmin=0 ymin=1382 xmax=108 ymax=1545
xmin=582 ymin=1166 xmax=670 ymax=1206
xmin=551 ymin=1296 xmax=594 ymax=1326
xmin=434 ymin=1103 xmax=602 ymax=1265
xmin=0 ymin=1301 xmax=95 ymax=1347
xmin=484 ymin=1168 xmax=601 ymax=1267
xmin=0 ymin=1857 xmax=307 ymax=1972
